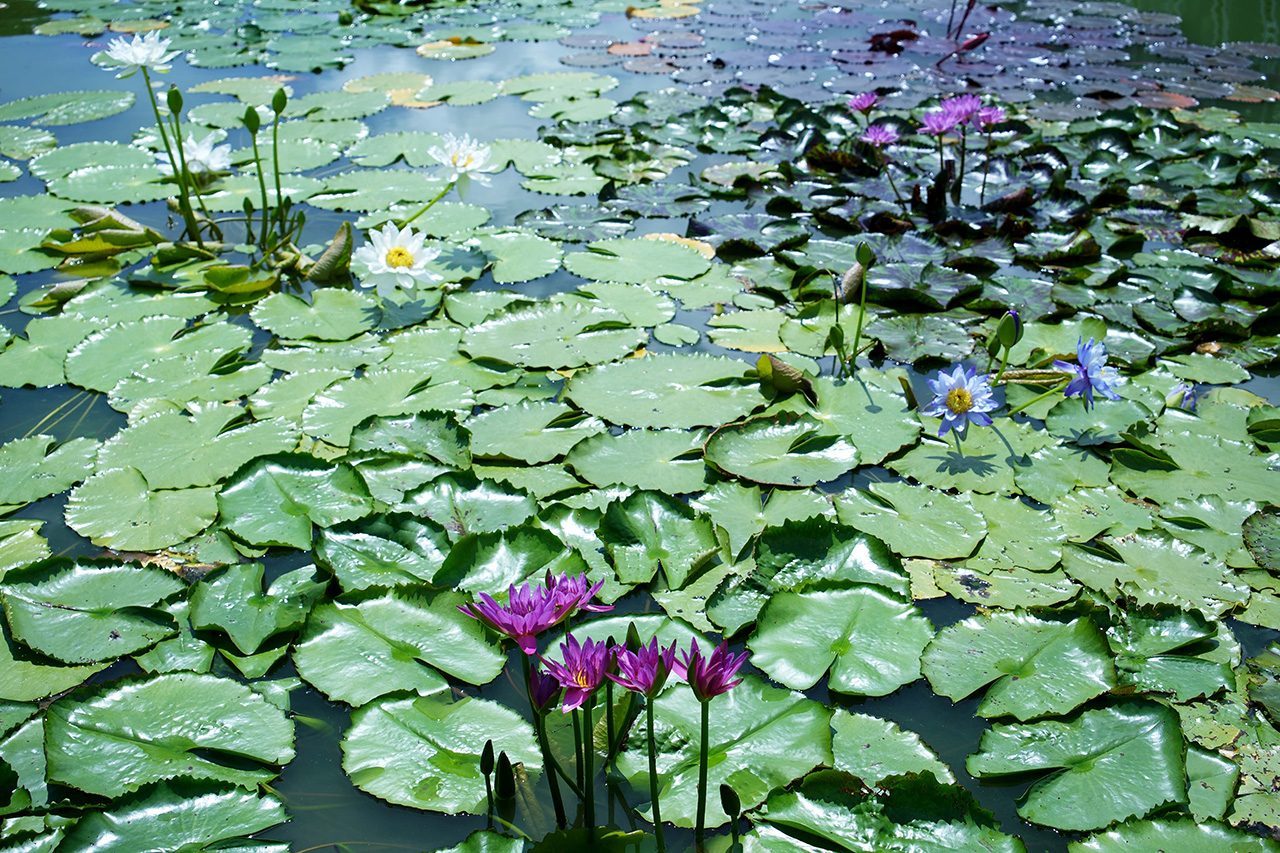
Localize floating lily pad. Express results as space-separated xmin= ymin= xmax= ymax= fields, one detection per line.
xmin=834 ymin=482 xmax=988 ymax=561
xmin=565 ymin=428 xmax=708 ymax=494
xmin=65 ymin=467 xmax=219 ymax=551
xmin=565 ymin=236 xmax=712 ymax=283
xmin=831 ymin=710 xmax=954 ymax=785
xmin=705 ymin=413 xmax=858 ymax=487
xmin=0 ymin=90 xmax=134 ymax=126
xmin=217 ymin=454 xmax=374 ymax=549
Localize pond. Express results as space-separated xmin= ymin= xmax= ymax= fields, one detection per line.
xmin=1 ymin=1 xmax=1280 ymax=852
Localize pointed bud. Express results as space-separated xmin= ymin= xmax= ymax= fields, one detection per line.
xmin=495 ymin=751 xmax=516 ymax=801
xmin=855 ymin=241 xmax=876 ymax=267
xmin=997 ymin=309 xmax=1023 ymax=348
xmin=625 ymin=622 xmax=642 ymax=654
xmin=839 ymin=261 xmax=865 ymax=304
xmin=166 ymin=86 xmax=183 ymax=114
xmin=480 ymin=739 xmax=495 ymax=777
xmin=272 ymin=87 xmax=288 ymax=115
xmin=720 ymin=783 xmax=741 ymax=819
xmin=243 ymin=105 xmax=260 ymax=134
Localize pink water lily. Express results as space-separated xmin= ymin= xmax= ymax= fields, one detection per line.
xmin=458 ymin=581 xmax=573 ymax=655
xmin=675 ymin=640 xmax=748 ymax=702
xmin=610 ymin=636 xmax=678 ymax=698
xmin=542 ymin=634 xmax=614 ymax=712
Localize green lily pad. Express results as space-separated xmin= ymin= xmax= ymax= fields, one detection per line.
xmin=48 ymin=163 xmax=170 ymax=203
xmin=29 ymin=141 xmax=154 ymax=180
xmin=834 ymin=482 xmax=988 ymax=560
xmin=0 ymin=90 xmax=134 ymax=126
xmin=342 ymin=694 xmax=540 ymax=813
xmin=65 ymin=467 xmax=219 ymax=551
xmin=1 ymin=559 xmax=183 ymax=664
xmin=0 ymin=521 xmax=50 ymax=576
xmin=295 ymin=590 xmax=503 ymax=706
xmin=705 ymin=413 xmax=858 ymax=487
xmin=45 ymin=672 xmax=294 ymax=797
xmin=766 ymin=372 xmax=921 ymax=467
xmin=831 ymin=710 xmax=954 ymax=786
xmin=302 ymin=370 xmax=474 ymax=447
xmin=0 ymin=435 xmax=97 ymax=507
xmin=565 ymin=352 xmax=765 ymax=429
xmin=967 ymin=702 xmax=1187 ymax=831
xmin=1068 ymin=817 xmax=1280 ymax=853
xmin=923 ymin=610 xmax=1116 ymax=721
xmin=750 ymin=587 xmax=932 ymax=696
xmin=565 ymin=428 xmax=709 ymax=494
xmin=416 ymin=80 xmax=502 ymax=105
xmin=437 ymin=524 xmax=585 ymax=596
xmin=217 ymin=454 xmax=374 ymax=549
xmin=565 ymin=237 xmax=711 ymax=284
xmin=460 ymin=301 xmax=644 ymax=369
xmin=402 ymin=473 xmax=537 ymax=543
xmin=190 ymin=563 xmax=325 ymax=656
xmin=468 ymin=401 xmax=604 ymax=464
xmin=65 ymin=316 xmax=250 ymax=393
xmin=0 ymin=125 xmax=57 ymax=160
xmin=315 ymin=513 xmax=450 ymax=591
xmin=597 ymin=490 xmax=718 ymax=589
xmin=251 ymin=290 xmax=380 ymax=341
xmin=54 ymin=781 xmax=287 ymax=853
xmin=1244 ymin=508 xmax=1280 ymax=572
xmin=1108 ymin=607 xmax=1235 ymax=703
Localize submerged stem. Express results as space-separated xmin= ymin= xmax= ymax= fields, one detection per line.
xmin=695 ymin=699 xmax=710 ymax=850
xmin=647 ymin=700 xmax=665 ymax=853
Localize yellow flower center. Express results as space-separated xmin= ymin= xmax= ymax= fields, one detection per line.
xmin=946 ymin=387 xmax=973 ymax=414
xmin=385 ymin=247 xmax=415 ymax=268
xmin=573 ymin=671 xmax=591 ymax=688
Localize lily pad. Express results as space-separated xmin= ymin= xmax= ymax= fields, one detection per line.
xmin=705 ymin=413 xmax=858 ymax=487
xmin=834 ymin=482 xmax=988 ymax=560
xmin=831 ymin=710 xmax=955 ymax=785
xmin=217 ymin=454 xmax=374 ymax=549
xmin=65 ymin=467 xmax=219 ymax=551
xmin=565 ymin=236 xmax=711 ymax=283
xmin=565 ymin=428 xmax=709 ymax=494
xmin=460 ymin=301 xmax=644 ymax=369
xmin=251 ymin=290 xmax=380 ymax=341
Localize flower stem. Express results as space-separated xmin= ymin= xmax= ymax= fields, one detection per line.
xmin=582 ymin=696 xmax=595 ymax=831
xmin=398 ymin=180 xmax=456 ymax=228
xmin=953 ymin=429 xmax=964 ymax=457
xmin=140 ymin=69 xmax=201 ymax=246
xmin=1005 ymin=380 xmax=1069 ymax=417
xmin=572 ymin=710 xmax=584 ymax=792
xmin=884 ymin=161 xmax=907 ymax=212
xmin=647 ymin=700 xmax=666 ymax=853
xmin=695 ymin=699 xmax=710 ymax=850
xmin=247 ymin=130 xmax=270 ymax=253
xmin=849 ymin=269 xmax=868 ymax=376
xmin=270 ymin=109 xmax=284 ymax=241
xmin=520 ymin=655 xmax=567 ymax=828
xmin=605 ymin=681 xmax=616 ymax=760
xmin=980 ymin=129 xmax=993 ymax=206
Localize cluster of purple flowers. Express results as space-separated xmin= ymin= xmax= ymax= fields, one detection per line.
xmin=539 ymin=635 xmax=746 ymax=713
xmin=460 ymin=573 xmax=747 ymax=713
xmin=922 ymin=337 xmax=1123 ymax=438
xmin=919 ymin=93 xmax=1005 ymax=137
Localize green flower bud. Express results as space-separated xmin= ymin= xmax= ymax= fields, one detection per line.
xmin=243 ymin=105 xmax=260 ymax=134
xmin=166 ymin=86 xmax=183 ymax=114
xmin=997 ymin=309 xmax=1023 ymax=348
xmin=272 ymin=87 xmax=288 ymax=115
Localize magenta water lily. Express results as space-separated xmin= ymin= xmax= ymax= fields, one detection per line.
xmin=610 ymin=636 xmax=678 ymax=697
xmin=542 ymin=634 xmax=613 ymax=712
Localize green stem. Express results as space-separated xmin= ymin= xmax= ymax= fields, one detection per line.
xmin=247 ymin=131 xmax=270 ymax=253
xmin=993 ymin=347 xmax=1011 ymax=385
xmin=953 ymin=428 xmax=964 ymax=456
xmin=165 ymin=108 xmax=204 ymax=246
xmin=270 ymin=109 xmax=284 ymax=240
xmin=980 ymin=129 xmax=993 ymax=206
xmin=1005 ymin=380 xmax=1070 ymax=417
xmin=695 ymin=699 xmax=710 ymax=849
xmin=572 ymin=708 xmax=584 ymax=793
xmin=884 ymin=161 xmax=907 ymax=212
xmin=582 ymin=696 xmax=595 ymax=831
xmin=398 ymin=180 xmax=456 ymax=228
xmin=520 ymin=656 xmax=568 ymax=828
xmin=647 ymin=700 xmax=665 ymax=853
xmin=140 ymin=69 xmax=201 ymax=246
xmin=849 ymin=268 xmax=868 ymax=376
xmin=605 ymin=681 xmax=616 ymax=760
xmin=954 ymin=126 xmax=967 ymax=201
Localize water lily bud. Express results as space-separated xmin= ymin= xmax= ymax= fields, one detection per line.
xmin=839 ymin=261 xmax=865 ymax=304
xmin=720 ymin=783 xmax=741 ymax=819
xmin=480 ymin=739 xmax=495 ymax=778
xmin=166 ymin=85 xmax=183 ymax=114
xmin=243 ymin=105 xmax=260 ymax=134
xmin=272 ymin=87 xmax=288 ymax=115
xmin=986 ymin=332 xmax=1002 ymax=359
xmin=242 ymin=197 xmax=254 ymax=215
xmin=855 ymin=241 xmax=876 ymax=267
xmin=495 ymin=751 xmax=516 ymax=801
xmin=996 ymin=309 xmax=1023 ymax=348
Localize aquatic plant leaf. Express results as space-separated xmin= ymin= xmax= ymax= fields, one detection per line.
xmin=1108 ymin=608 xmax=1234 ymax=703
xmin=0 ymin=90 xmax=133 ymax=126
xmin=1053 ymin=486 xmax=1153 ymax=543
xmin=65 ymin=316 xmax=248 ymax=393
xmin=401 ymin=473 xmax=537 ymax=544
xmin=750 ymin=587 xmax=931 ymax=696
xmin=598 ymin=490 xmax=718 ymax=589
xmin=295 ymin=591 xmax=502 ymax=705
xmin=705 ymin=413 xmax=857 ymax=487
xmin=831 ymin=710 xmax=954 ymax=785
xmin=55 ymin=781 xmax=287 ymax=853
xmin=48 ymin=163 xmax=171 ymax=204
xmin=217 ymin=454 xmax=374 ymax=549
xmin=565 ymin=352 xmax=766 ymax=429
xmin=0 ymin=559 xmax=181 ymax=664
xmin=0 ymin=126 xmax=57 ymax=160
xmin=1245 ymin=508 xmax=1280 ymax=572
xmin=0 ymin=435 xmax=97 ymax=506
xmin=302 ymin=370 xmax=473 ymax=447
xmin=436 ymin=524 xmax=583 ymax=595
xmin=565 ymin=428 xmax=708 ymax=494
xmin=45 ymin=672 xmax=294 ymax=797
xmin=923 ymin=611 xmax=1116 ymax=721
xmin=565 ymin=236 xmax=711 ymax=283
xmin=0 ymin=521 xmax=49 ymax=576
xmin=28 ymin=141 xmax=152 ymax=180
xmin=342 ymin=694 xmax=540 ymax=813
xmin=189 ymin=563 xmax=325 ymax=655
xmin=315 ymin=513 xmax=450 ymax=592
xmin=967 ymin=493 xmax=1065 ymax=573
xmin=96 ymin=406 xmax=296 ymax=490
xmin=867 ymin=313 xmax=974 ymax=363
xmin=134 ymin=598 xmax=214 ymax=677
xmin=616 ymin=675 xmax=831 ymax=828
xmin=350 ymin=410 xmax=470 ymax=469
xmin=756 ymin=773 xmax=1023 ymax=853
xmin=285 ymin=89 xmax=390 ymax=121
xmin=967 ymin=702 xmax=1186 ymax=831
xmin=468 ymin=400 xmax=604 ymax=464
xmin=834 ymin=482 xmax=987 ymax=560
xmin=460 ymin=301 xmax=641 ymax=370
xmin=1068 ymin=817 xmax=1280 ymax=853
xmin=65 ymin=467 xmax=218 ymax=551
xmin=473 ymin=229 xmax=562 ymax=284
xmin=417 ymin=80 xmax=502 ymax=105
xmin=0 ymin=229 xmax=59 ymax=275
xmin=251 ymin=290 xmax=378 ymax=342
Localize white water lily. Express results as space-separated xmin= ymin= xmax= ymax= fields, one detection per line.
xmin=157 ymin=131 xmax=232 ymax=178
xmin=427 ymin=133 xmax=495 ymax=183
xmin=352 ymin=222 xmax=443 ymax=298
xmin=102 ymin=30 xmax=180 ymax=78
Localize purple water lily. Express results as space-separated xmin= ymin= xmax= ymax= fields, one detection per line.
xmin=529 ymin=664 xmax=563 ymax=713
xmin=1055 ymin=337 xmax=1122 ymax=409
xmin=610 ymin=636 xmax=678 ymax=698
xmin=846 ymin=92 xmax=879 ymax=113
xmin=920 ymin=108 xmax=958 ymax=136
xmin=675 ymin=640 xmax=748 ymax=703
xmin=943 ymin=93 xmax=982 ymax=124
xmin=861 ymin=124 xmax=901 ymax=147
xmin=546 ymin=571 xmax=612 ymax=615
xmin=975 ymin=104 xmax=1006 ymax=128
xmin=542 ymin=635 xmax=613 ymax=712
xmin=920 ymin=364 xmax=999 ymax=438
xmin=458 ymin=581 xmax=572 ymax=655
